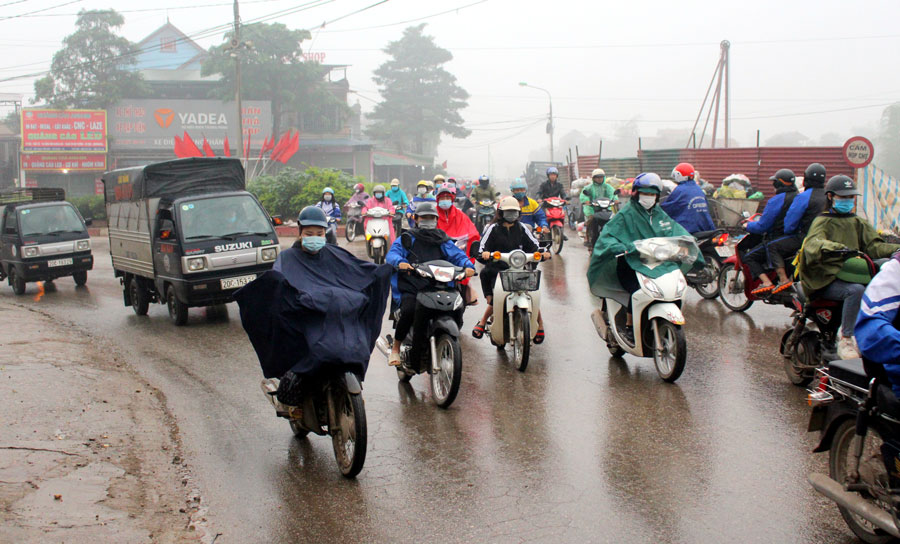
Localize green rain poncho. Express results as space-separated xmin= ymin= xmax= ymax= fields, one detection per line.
xmin=587 ymin=200 xmax=703 ymax=301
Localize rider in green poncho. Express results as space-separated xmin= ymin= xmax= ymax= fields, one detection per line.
xmin=587 ymin=173 xmax=703 ymax=343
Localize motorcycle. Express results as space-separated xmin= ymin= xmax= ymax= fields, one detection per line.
xmin=344 ymin=203 xmax=364 ymax=243
xmin=542 ymin=197 xmax=568 ymax=254
xmin=376 ymin=260 xmax=467 ymax=408
xmin=485 ymin=250 xmax=545 ymax=372
xmin=585 ymin=198 xmax=615 ymax=251
xmin=363 ymin=206 xmax=392 ymax=264
xmin=392 ymin=204 xmax=405 ymax=234
xmin=325 ymin=216 xmax=338 ymax=245
xmin=261 ymin=370 xmax=367 ymax=478
xmin=684 ymin=229 xmax=730 ymax=299
xmin=590 ymin=236 xmax=698 ymax=382
xmin=807 ymin=359 xmax=900 ymax=543
xmin=716 ymin=229 xmax=800 ymax=312
xmin=475 ymin=199 xmax=497 ymax=235
xmin=455 ymin=194 xmax=477 ymax=223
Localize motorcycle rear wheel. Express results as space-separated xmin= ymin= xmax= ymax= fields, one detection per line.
xmin=694 ymin=259 xmax=721 ymax=299
xmin=551 ymin=226 xmax=564 ymax=254
xmin=289 ymin=420 xmax=309 ymax=439
xmin=652 ymin=319 xmax=686 ymax=383
xmin=828 ymin=420 xmax=895 ymax=544
xmin=331 ymin=388 xmax=367 ymax=478
xmin=431 ymin=334 xmax=462 ymax=408
xmin=785 ymin=331 xmax=820 ymax=387
xmin=512 ymin=308 xmax=531 ymax=372
xmin=718 ymin=263 xmax=753 ymax=312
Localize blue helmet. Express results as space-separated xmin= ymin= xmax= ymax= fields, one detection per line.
xmin=297 ymin=205 xmax=328 ymax=228
xmin=546 ymin=166 xmax=559 ymax=176
xmin=510 ymin=178 xmax=527 ymax=191
xmin=632 ymin=172 xmax=663 ymax=193
xmin=322 ymin=187 xmax=334 ymax=195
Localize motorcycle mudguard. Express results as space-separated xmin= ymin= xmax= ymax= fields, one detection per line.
xmin=428 ymin=315 xmax=459 ymax=339
xmin=371 ymin=237 xmax=384 ymax=248
xmin=812 ymin=403 xmax=857 ymax=453
xmin=647 ymin=302 xmax=685 ymax=326
xmin=343 ymin=371 xmax=362 ymax=394
xmin=506 ymin=291 xmax=540 ymax=336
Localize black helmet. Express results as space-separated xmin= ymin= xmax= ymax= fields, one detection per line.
xmin=769 ymin=168 xmax=796 ymax=186
xmin=824 ymin=175 xmax=860 ymax=197
xmin=414 ymin=201 xmax=439 ymax=218
xmin=803 ymin=163 xmax=826 ymax=188
xmin=297 ymin=205 xmax=328 ymax=228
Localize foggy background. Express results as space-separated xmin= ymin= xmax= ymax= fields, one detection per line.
xmin=1 ymin=0 xmax=897 ymax=179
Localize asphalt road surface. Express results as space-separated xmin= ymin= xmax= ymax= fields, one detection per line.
xmin=2 ymin=236 xmax=858 ymax=543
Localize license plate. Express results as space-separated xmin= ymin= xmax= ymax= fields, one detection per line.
xmin=220 ymin=274 xmax=256 ymax=290
xmin=715 ymin=246 xmax=735 ymax=257
xmin=47 ymin=257 xmax=73 ymax=267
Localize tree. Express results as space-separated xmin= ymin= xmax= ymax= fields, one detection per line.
xmin=33 ymin=10 xmax=147 ymax=108
xmin=247 ymin=166 xmax=360 ymax=219
xmin=764 ymin=131 xmax=811 ymax=147
xmin=202 ymin=22 xmax=343 ymax=137
xmin=878 ymin=103 xmax=900 ymax=178
xmin=367 ymin=24 xmax=470 ymax=156
xmin=1 ymin=111 xmax=19 ymax=133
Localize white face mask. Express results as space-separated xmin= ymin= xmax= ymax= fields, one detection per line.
xmin=638 ymin=194 xmax=657 ymax=210
xmin=324 ymin=194 xmax=332 ymax=202
xmin=417 ymin=187 xmax=427 ymax=195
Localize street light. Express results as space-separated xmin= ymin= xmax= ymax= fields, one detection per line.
xmin=519 ymin=82 xmax=554 ymax=162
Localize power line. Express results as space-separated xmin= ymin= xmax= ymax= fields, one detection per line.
xmin=302 ymin=0 xmax=392 ymax=31
xmin=316 ymin=0 xmax=489 ymax=33
xmin=0 ymin=0 xmax=83 ymax=21
xmin=0 ymin=0 xmax=31 ymax=8
xmin=2 ymin=0 xmax=291 ymax=17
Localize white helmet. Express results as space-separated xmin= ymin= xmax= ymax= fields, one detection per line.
xmin=592 ymin=168 xmax=606 ymax=179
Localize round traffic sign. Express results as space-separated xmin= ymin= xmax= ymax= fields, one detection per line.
xmin=843 ymin=136 xmax=874 ymax=169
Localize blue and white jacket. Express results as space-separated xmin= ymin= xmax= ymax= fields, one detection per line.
xmin=857 ymin=256 xmax=900 ymax=395
xmin=660 ymin=180 xmax=715 ymax=234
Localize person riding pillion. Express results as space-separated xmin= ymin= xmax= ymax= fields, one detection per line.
xmin=510 ymin=178 xmax=548 ymax=229
xmin=660 ymin=162 xmax=715 ymax=234
xmin=385 ymin=178 xmax=410 ymax=208
xmin=538 ymin=167 xmax=567 ymax=200
xmin=406 ymin=180 xmax=436 ymax=228
xmin=743 ymin=168 xmax=800 ymax=296
xmin=314 ymin=186 xmax=342 ymax=244
xmin=587 ymin=173 xmax=702 ymax=345
xmin=797 ymin=175 xmax=900 ymax=359
xmin=386 ymin=201 xmax=475 ymax=367
xmin=471 ymin=196 xmax=551 ymax=343
xmin=471 ymin=174 xmax=498 ymax=203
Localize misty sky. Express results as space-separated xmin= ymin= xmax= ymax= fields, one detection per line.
xmin=0 ymin=0 xmax=897 ymax=179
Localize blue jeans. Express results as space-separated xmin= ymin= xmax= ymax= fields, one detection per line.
xmin=819 ymin=280 xmax=866 ymax=337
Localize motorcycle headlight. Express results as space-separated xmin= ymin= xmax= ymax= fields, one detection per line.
xmin=640 ymin=276 xmax=663 ymax=298
xmin=23 ymin=246 xmax=39 ymax=258
xmin=509 ymin=251 xmax=527 ymax=269
xmin=76 ymin=239 xmax=91 ymax=251
xmin=260 ymin=247 xmax=277 ymax=262
xmin=187 ymin=257 xmax=206 ymax=271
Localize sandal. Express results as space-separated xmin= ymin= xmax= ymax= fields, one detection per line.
xmin=751 ymin=284 xmax=775 ymax=296
xmin=472 ymin=324 xmax=485 ymax=339
xmin=772 ymin=281 xmax=794 ymax=294
xmin=534 ymin=329 xmax=545 ymax=344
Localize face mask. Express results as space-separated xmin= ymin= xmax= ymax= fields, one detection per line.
xmin=513 ymin=191 xmax=526 ymax=201
xmin=301 ymin=236 xmax=326 ymax=253
xmin=391 ymin=185 xmax=399 ymax=191
xmin=375 ymin=192 xmax=384 ymax=199
xmin=502 ymin=211 xmax=520 ymax=223
xmin=593 ymin=178 xmax=603 ymax=185
xmin=638 ymin=194 xmax=657 ymax=210
xmin=447 ymin=183 xmax=456 ymax=189
xmin=832 ymin=199 xmax=854 ymax=214
xmin=480 ymin=181 xmax=488 ymax=186
xmin=324 ymin=194 xmax=332 ymax=202
xmin=418 ymin=218 xmax=438 ymax=229
xmin=418 ymin=187 xmax=427 ymax=195
xmin=438 ymin=199 xmax=453 ymax=210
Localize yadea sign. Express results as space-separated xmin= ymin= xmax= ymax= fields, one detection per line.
xmin=843 ymin=136 xmax=874 ymax=169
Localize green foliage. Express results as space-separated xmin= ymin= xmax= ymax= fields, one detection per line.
xmin=68 ymin=195 xmax=105 ymax=221
xmin=2 ymin=111 xmax=20 ymax=134
xmin=879 ymin=103 xmax=900 ymax=178
xmin=248 ymin=166 xmax=361 ymax=219
xmin=367 ymin=24 xmax=470 ymax=156
xmin=33 ymin=10 xmax=148 ymax=108
xmin=201 ymin=22 xmax=347 ymax=136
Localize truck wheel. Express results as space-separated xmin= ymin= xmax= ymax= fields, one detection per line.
xmin=73 ymin=271 xmax=88 ymax=286
xmin=9 ymin=267 xmax=25 ymax=295
xmin=129 ymin=278 xmax=150 ymax=316
xmin=166 ymin=285 xmax=188 ymax=326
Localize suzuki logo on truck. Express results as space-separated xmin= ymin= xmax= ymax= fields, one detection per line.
xmin=214 ymin=241 xmax=253 ymax=253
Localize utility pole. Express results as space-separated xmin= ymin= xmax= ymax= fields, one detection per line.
xmin=232 ymin=0 xmax=243 ymax=167
xmin=519 ymin=82 xmax=554 ymax=162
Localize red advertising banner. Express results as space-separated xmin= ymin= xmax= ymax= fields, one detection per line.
xmin=21 ymin=109 xmax=107 ymax=153
xmin=21 ymin=153 xmax=108 ymax=172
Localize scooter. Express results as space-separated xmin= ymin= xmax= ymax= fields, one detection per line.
xmin=585 ymin=198 xmax=615 ymax=250
xmin=685 ymin=229 xmax=729 ymax=299
xmin=807 ymin=360 xmax=900 ymax=543
xmin=363 ymin=206 xmax=392 ymax=264
xmin=392 ymin=204 xmax=405 ymax=234
xmin=376 ymin=260 xmax=468 ymax=408
xmin=325 ymin=216 xmax=338 ymax=245
xmin=475 ymin=199 xmax=496 ymax=235
xmin=344 ymin=203 xmax=363 ymax=242
xmin=261 ymin=370 xmax=367 ymax=478
xmin=484 ymin=250 xmax=545 ymax=371
xmin=542 ymin=197 xmax=567 ymax=254
xmin=590 ymin=236 xmax=698 ymax=382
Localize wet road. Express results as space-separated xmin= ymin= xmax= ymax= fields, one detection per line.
xmin=3 ymin=236 xmax=858 ymax=543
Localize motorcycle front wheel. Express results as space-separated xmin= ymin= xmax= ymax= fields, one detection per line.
xmin=345 ymin=220 xmax=358 ymax=242
xmin=717 ymin=263 xmax=753 ymax=312
xmin=431 ymin=334 xmax=462 ymax=408
xmin=828 ymin=420 xmax=894 ymax=544
xmin=551 ymin=226 xmax=564 ymax=254
xmin=652 ymin=318 xmax=686 ymax=383
xmin=372 ymin=246 xmax=384 ymax=264
xmin=694 ymin=258 xmax=721 ymax=299
xmin=511 ymin=308 xmax=531 ymax=372
xmin=331 ymin=387 xmax=367 ymax=478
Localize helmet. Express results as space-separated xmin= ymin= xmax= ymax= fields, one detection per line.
xmin=804 ymin=163 xmax=826 ymax=188
xmin=433 ymin=174 xmax=445 ymax=183
xmin=373 ymin=184 xmax=386 ymax=194
xmin=825 ymin=175 xmax=860 ymax=196
xmin=769 ymin=168 xmax=796 ymax=186
xmin=436 ymin=183 xmax=457 ymax=197
xmin=297 ymin=205 xmax=328 ymax=228
xmin=671 ymin=162 xmax=695 ymax=183
xmin=632 ymin=172 xmax=663 ymax=193
xmin=354 ymin=183 xmax=364 ymax=192
xmin=415 ymin=201 xmax=439 ymax=218
xmin=546 ymin=166 xmax=559 ymax=176
xmin=390 ymin=178 xmax=400 ymax=187
xmin=510 ymin=178 xmax=527 ymax=191
xmin=417 ymin=179 xmax=432 ymax=189
xmin=322 ymin=186 xmax=334 ymax=195
xmin=498 ymin=196 xmax=520 ymax=211
xmin=448 ymin=177 xmax=457 ymax=184
xmin=478 ymin=174 xmax=489 ymax=183
xmin=591 ymin=168 xmax=606 ymax=179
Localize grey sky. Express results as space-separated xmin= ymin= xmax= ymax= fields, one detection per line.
xmin=1 ymin=0 xmax=897 ymax=179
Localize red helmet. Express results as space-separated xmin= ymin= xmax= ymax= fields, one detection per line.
xmin=671 ymin=163 xmax=695 ymax=183
xmin=354 ymin=183 xmax=365 ymax=192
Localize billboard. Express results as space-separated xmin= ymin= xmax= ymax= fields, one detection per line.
xmin=21 ymin=153 xmax=107 ymax=172
xmin=109 ymin=99 xmax=272 ymax=151
xmin=21 ymin=109 xmax=107 ymax=153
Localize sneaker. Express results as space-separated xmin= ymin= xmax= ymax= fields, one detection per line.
xmin=837 ymin=336 xmax=861 ymax=360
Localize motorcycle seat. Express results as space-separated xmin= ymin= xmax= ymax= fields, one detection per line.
xmin=828 ymin=358 xmax=868 ymax=389
xmin=809 ymin=298 xmax=842 ymax=309
xmin=692 ymin=229 xmax=724 ymax=240
xmin=877 ymin=384 xmax=900 ymax=420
